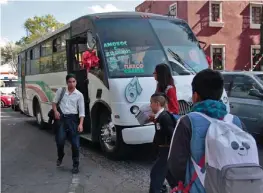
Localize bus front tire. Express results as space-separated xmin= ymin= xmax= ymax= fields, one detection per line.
xmin=98 ymin=111 xmax=130 ymax=160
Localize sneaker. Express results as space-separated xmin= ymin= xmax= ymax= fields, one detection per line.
xmin=56 ymin=159 xmax=63 ymax=166
xmin=72 ymin=167 xmax=79 ymax=174
xmin=160 ymin=185 xmax=168 ymax=193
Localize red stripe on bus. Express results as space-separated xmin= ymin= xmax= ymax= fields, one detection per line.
xmin=26 ymin=85 xmax=49 ymax=102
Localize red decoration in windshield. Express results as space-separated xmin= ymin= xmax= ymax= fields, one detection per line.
xmin=206 ymin=55 xmax=212 ymax=66
xmin=81 ymin=50 xmax=100 ymax=71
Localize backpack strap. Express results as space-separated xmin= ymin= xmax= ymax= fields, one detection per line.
xmin=223 ymin=114 xmax=234 ymax=123
xmin=170 ymin=155 xmax=205 ymax=193
xmin=192 ymin=112 xmax=234 ymax=124
xmin=57 ymin=87 xmax=66 ymax=106
xmin=185 ymin=155 xmax=206 ymax=191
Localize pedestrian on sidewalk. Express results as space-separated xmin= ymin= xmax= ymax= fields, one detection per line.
xmin=149 ymin=93 xmax=177 ymax=193
xmin=52 ymin=73 xmax=85 ymax=174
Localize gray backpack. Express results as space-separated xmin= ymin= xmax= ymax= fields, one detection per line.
xmin=191 ymin=112 xmax=263 ymax=193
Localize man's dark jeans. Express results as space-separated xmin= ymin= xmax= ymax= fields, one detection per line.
xmin=149 ymin=146 xmax=175 ymax=193
xmin=55 ymin=114 xmax=80 ymax=167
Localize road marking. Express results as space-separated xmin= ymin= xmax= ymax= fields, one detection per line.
xmin=68 ymin=174 xmax=80 ymax=193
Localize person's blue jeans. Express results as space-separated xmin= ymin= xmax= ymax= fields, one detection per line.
xmin=149 ymin=147 xmax=172 ymax=193
xmin=55 ymin=114 xmax=80 ymax=167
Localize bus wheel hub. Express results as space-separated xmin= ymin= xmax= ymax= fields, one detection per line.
xmin=101 ymin=122 xmax=117 ymax=147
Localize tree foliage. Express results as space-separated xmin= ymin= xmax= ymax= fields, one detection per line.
xmin=18 ymin=14 xmax=64 ymax=45
xmin=1 ymin=42 xmax=21 ymax=72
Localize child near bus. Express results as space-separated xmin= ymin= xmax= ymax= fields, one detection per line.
xmin=149 ymin=92 xmax=177 ymax=193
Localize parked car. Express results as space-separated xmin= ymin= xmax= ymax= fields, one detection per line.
xmin=1 ymin=92 xmax=13 ymax=108
xmin=11 ymin=92 xmax=20 ymax=111
xmin=221 ymin=71 xmax=263 ymax=135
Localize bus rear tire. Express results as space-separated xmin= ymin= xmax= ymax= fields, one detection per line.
xmin=35 ymin=102 xmax=46 ymax=130
xmin=98 ymin=111 xmax=130 ymax=160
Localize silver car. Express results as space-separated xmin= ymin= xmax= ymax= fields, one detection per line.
xmin=221 ymin=71 xmax=263 ymax=135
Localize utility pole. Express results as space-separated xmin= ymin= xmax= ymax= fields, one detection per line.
xmin=259 ymin=5 xmax=263 ymax=71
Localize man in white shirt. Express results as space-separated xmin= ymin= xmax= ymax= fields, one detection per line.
xmin=52 ymin=74 xmax=85 ymax=174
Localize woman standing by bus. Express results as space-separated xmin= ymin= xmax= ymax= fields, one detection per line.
xmin=153 ymin=63 xmax=179 ymax=116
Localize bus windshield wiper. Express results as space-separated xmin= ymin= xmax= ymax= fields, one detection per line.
xmin=167 ymin=48 xmax=196 ymax=75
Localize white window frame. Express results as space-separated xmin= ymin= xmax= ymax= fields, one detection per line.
xmin=209 ymin=1 xmax=224 ymax=27
xmin=251 ymin=45 xmax=260 ymax=70
xmin=250 ymin=2 xmax=263 ymax=29
xmin=210 ymin=44 xmax=226 ymax=70
xmin=169 ymin=2 xmax=177 ymax=17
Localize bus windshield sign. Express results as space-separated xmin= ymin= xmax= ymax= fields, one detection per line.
xmin=95 ymin=18 xmax=208 ymax=78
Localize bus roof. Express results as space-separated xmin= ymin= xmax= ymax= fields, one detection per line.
xmin=19 ymin=11 xmax=182 ymax=53
xmin=19 ymin=23 xmax=70 ymax=53
xmin=72 ymin=11 xmax=182 ymax=22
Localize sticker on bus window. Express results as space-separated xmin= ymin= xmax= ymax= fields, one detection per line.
xmin=104 ymin=41 xmax=128 ymax=48
xmin=123 ymin=64 xmax=144 ymax=74
xmin=105 ymin=49 xmax=131 ymax=57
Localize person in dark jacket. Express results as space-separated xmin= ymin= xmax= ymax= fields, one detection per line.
xmin=149 ymin=93 xmax=177 ymax=193
xmin=167 ymin=69 xmax=243 ymax=192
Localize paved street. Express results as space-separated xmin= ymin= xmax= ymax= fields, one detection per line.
xmin=1 ymin=108 xmax=263 ymax=193
xmin=1 ymin=108 xmax=153 ymax=193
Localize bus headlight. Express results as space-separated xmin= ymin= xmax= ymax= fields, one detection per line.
xmin=130 ymin=105 xmax=139 ymax=115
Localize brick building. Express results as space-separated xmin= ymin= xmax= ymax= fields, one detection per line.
xmin=136 ymin=0 xmax=263 ymax=71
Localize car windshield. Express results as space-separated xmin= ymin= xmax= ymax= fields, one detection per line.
xmin=1 ymin=80 xmax=18 ymax=87
xmin=95 ymin=18 xmax=208 ymax=78
xmin=255 ymin=74 xmax=263 ymax=85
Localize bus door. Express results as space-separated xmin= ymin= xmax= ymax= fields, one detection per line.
xmin=21 ymin=52 xmax=28 ymax=114
xmin=66 ymin=38 xmax=91 ymax=135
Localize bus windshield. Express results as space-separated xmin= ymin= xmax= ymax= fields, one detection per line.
xmin=96 ymin=18 xmax=208 ymax=78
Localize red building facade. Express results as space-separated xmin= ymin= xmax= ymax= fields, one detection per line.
xmin=136 ymin=0 xmax=263 ymax=71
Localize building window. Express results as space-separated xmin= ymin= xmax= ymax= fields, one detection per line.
xmin=250 ymin=3 xmax=263 ymax=29
xmin=169 ymin=3 xmax=177 ymax=17
xmin=210 ymin=44 xmax=225 ymax=70
xmin=251 ymin=45 xmax=261 ymax=70
xmin=209 ymin=1 xmax=224 ymax=27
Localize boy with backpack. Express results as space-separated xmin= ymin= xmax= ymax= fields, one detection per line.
xmin=149 ymin=93 xmax=177 ymax=193
xmin=167 ymin=69 xmax=263 ymax=193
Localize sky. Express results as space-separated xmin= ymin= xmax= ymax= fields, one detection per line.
xmin=0 ymin=0 xmax=144 ymax=46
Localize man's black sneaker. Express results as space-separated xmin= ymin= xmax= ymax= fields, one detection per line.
xmin=72 ymin=167 xmax=79 ymax=174
xmin=160 ymin=185 xmax=168 ymax=193
xmin=56 ymin=159 xmax=62 ymax=166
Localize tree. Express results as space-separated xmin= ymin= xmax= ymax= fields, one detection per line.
xmin=1 ymin=42 xmax=21 ymax=72
xmin=19 ymin=14 xmax=64 ymax=45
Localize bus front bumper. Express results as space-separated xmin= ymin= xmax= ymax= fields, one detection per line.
xmin=121 ymin=125 xmax=155 ymax=145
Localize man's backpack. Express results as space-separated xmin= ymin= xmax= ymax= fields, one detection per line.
xmin=171 ymin=112 xmax=263 ymax=193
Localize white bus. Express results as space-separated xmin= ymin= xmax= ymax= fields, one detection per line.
xmin=17 ymin=12 xmax=230 ymax=159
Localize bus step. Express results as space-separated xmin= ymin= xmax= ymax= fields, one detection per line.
xmin=80 ymin=133 xmax=92 ymax=141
